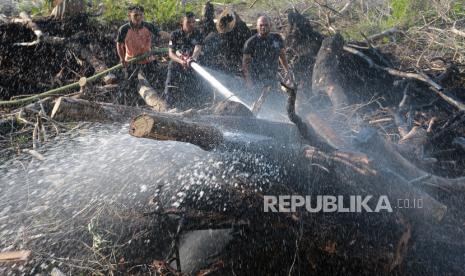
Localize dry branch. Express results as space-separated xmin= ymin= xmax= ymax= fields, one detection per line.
xmin=0 ymin=250 xmax=31 ymax=263
xmin=342 ymin=45 xmax=465 ymax=111
xmin=12 ymin=12 xmax=66 ymax=46
xmin=367 ymin=27 xmax=399 ymax=42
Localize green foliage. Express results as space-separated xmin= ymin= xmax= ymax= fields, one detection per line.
xmin=342 ymin=0 xmax=433 ymax=40
xmin=101 ymin=0 xmax=207 ymax=26
xmin=385 ymin=0 xmax=432 ymax=27
xmin=390 ymin=0 xmax=410 ymax=20
xmin=18 ymin=0 xmax=53 ymax=16
xmin=452 ymin=0 xmax=465 ymax=18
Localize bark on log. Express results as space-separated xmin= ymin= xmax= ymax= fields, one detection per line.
xmin=137 ymin=74 xmax=168 ymax=111
xmin=453 ymin=137 xmax=465 ymax=151
xmin=50 ymin=97 xmax=154 ymax=122
xmin=129 ymin=114 xmax=224 ymax=151
xmin=312 ymin=33 xmax=349 ymax=109
xmin=306 ymin=112 xmax=349 ymax=149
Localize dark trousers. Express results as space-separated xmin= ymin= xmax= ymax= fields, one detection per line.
xmin=164 ymin=61 xmax=212 ymax=110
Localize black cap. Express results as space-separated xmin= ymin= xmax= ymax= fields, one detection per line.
xmin=128 ymin=4 xmax=144 ymax=13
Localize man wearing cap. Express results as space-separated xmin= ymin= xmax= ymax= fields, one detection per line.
xmin=242 ymin=15 xmax=291 ymax=114
xmin=116 ymin=5 xmax=169 ymax=91
xmin=164 ymin=12 xmax=211 ymax=109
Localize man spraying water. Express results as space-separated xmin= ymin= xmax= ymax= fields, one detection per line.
xmin=164 ymin=12 xmax=249 ymax=110
xmin=164 ymin=12 xmax=211 ymax=110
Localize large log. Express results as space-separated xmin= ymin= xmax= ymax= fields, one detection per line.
xmin=312 ymin=33 xmax=349 ymax=108
xmin=129 ymin=111 xmax=445 ymax=224
xmin=49 ymin=97 xmax=293 ymax=142
xmin=303 ymin=146 xmax=446 ymax=223
xmin=354 ymin=127 xmax=465 ymax=192
xmin=128 ymin=118 xmax=434 ymax=274
xmin=50 ymin=97 xmax=155 ymax=122
xmin=129 ymin=114 xmax=223 ymax=151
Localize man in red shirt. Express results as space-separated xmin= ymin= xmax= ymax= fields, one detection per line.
xmin=116 ymin=5 xmax=169 ymax=94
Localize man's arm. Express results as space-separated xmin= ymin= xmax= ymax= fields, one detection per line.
xmin=168 ymin=31 xmax=188 ymax=67
xmin=169 ymin=48 xmax=188 ymax=67
xmin=116 ymin=42 xmax=127 ymax=67
xmin=191 ymin=45 xmax=202 ymax=61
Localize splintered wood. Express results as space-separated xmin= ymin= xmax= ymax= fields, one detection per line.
xmin=0 ymin=251 xmax=31 ymax=263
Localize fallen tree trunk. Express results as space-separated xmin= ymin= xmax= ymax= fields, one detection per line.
xmin=303 ymin=146 xmax=446 ymax=223
xmin=50 ymin=97 xmax=154 ymax=122
xmin=137 ymin=74 xmax=168 ymax=111
xmin=284 ymin=83 xmax=335 ymax=152
xmin=306 ymin=112 xmax=349 ymax=149
xmin=129 ymin=113 xmax=223 ymax=151
xmin=129 ymin=112 xmax=445 ymax=224
xmin=312 ymin=33 xmax=349 ymax=109
xmin=128 ymin=114 xmax=444 ymax=274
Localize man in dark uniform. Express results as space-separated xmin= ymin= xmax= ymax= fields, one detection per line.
xmin=164 ymin=12 xmax=210 ymax=110
xmin=242 ymin=15 xmax=291 ymax=114
xmin=116 ymin=5 xmax=169 ymax=91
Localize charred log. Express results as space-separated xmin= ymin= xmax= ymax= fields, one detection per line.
xmin=312 ymin=33 xmax=398 ymax=109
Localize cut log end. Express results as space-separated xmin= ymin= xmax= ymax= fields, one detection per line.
xmin=78 ymin=77 xmax=87 ymax=87
xmin=130 ymin=115 xmax=155 ymax=138
xmin=129 ymin=114 xmax=224 ymax=151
